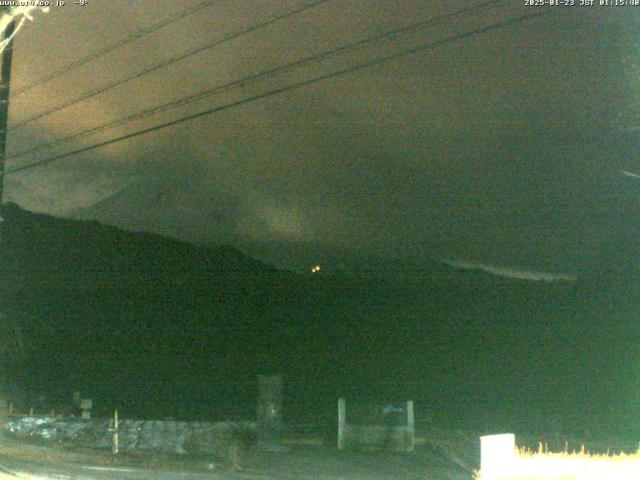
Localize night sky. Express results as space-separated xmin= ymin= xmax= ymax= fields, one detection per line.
xmin=3 ymin=0 xmax=639 ymax=277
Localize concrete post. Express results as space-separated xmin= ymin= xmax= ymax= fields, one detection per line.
xmin=406 ymin=400 xmax=415 ymax=452
xmin=256 ymin=375 xmax=283 ymax=450
xmin=337 ymin=398 xmax=346 ymax=450
xmin=80 ymin=398 xmax=92 ymax=419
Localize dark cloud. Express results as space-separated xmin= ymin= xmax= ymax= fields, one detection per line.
xmin=3 ymin=1 xmax=639 ymax=273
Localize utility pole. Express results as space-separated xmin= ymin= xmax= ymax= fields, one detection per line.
xmin=0 ymin=6 xmax=14 ymax=416
xmin=0 ymin=6 xmax=15 ymax=211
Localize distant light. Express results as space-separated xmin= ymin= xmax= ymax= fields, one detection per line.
xmin=311 ymin=264 xmax=321 ymax=273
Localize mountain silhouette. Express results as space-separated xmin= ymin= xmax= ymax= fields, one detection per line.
xmin=0 ymin=203 xmax=638 ymax=437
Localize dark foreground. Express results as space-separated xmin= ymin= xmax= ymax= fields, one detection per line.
xmin=0 ymin=434 xmax=474 ymax=480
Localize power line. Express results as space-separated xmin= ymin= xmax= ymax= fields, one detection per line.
xmin=12 ymin=0 xmax=221 ymax=97
xmin=7 ymin=0 xmax=505 ymax=161
xmin=2 ymin=9 xmax=549 ymax=179
xmin=9 ymin=0 xmax=330 ymax=130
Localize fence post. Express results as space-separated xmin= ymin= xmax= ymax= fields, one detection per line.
xmin=337 ymin=398 xmax=346 ymax=450
xmin=406 ymin=400 xmax=415 ymax=452
xmin=480 ymin=433 xmax=516 ymax=478
xmin=112 ymin=409 xmax=119 ymax=455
